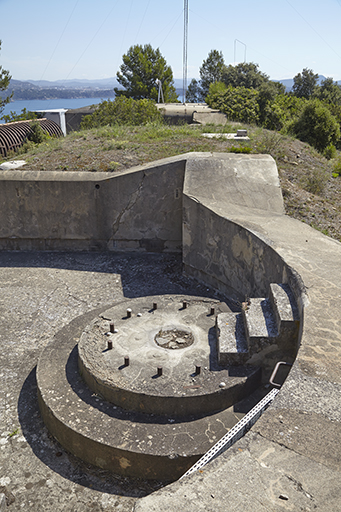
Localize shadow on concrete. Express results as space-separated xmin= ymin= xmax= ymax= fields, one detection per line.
xmin=233 ymin=385 xmax=270 ymax=414
xmin=0 ymin=251 xmax=224 ymax=301
xmin=17 ymin=367 xmax=163 ymax=497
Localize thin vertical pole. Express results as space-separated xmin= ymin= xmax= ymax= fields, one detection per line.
xmin=183 ymin=0 xmax=188 ymax=104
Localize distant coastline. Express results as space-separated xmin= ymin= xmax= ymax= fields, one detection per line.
xmin=0 ymin=97 xmax=115 ymax=123
xmin=4 ymin=88 xmax=116 ymax=102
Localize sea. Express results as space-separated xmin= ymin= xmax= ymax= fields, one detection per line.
xmin=0 ymin=97 xmax=115 ymax=123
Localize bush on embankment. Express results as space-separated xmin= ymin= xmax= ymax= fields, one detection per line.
xmin=80 ymin=97 xmax=163 ymax=129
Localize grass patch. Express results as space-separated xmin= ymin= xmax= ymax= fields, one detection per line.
xmin=2 ymin=121 xmax=341 ymax=242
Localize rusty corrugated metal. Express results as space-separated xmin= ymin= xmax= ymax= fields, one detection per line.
xmin=0 ymin=119 xmax=63 ymax=158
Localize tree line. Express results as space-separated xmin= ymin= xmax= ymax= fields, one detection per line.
xmin=189 ymin=50 xmax=341 ymax=154
xmin=2 ymin=39 xmax=341 ymax=155
xmin=104 ymin=44 xmax=341 ymax=154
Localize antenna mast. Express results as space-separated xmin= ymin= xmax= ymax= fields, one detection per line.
xmin=183 ymin=0 xmax=188 ymax=104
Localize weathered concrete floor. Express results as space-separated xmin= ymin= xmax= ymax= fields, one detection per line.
xmin=1 ymin=250 xmax=341 ymax=511
xmin=0 ymin=251 xmax=223 ymax=511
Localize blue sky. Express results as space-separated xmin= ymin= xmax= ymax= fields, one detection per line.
xmin=1 ymin=0 xmax=341 ymax=83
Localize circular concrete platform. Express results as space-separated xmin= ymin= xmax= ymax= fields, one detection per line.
xmin=37 ymin=295 xmax=261 ymax=481
xmin=78 ymin=295 xmax=260 ymax=416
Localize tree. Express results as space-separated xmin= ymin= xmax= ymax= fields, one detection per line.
xmin=313 ymin=77 xmax=341 ymax=105
xmin=199 ymin=50 xmax=226 ymax=98
xmin=222 ymin=62 xmax=269 ymax=90
xmin=0 ymin=40 xmax=12 ymax=115
xmin=114 ymin=44 xmax=178 ymax=102
xmin=257 ymin=81 xmax=286 ymax=127
xmin=291 ymin=99 xmax=340 ymax=152
xmin=186 ymin=78 xmax=203 ymax=102
xmin=292 ymin=68 xmax=318 ymax=99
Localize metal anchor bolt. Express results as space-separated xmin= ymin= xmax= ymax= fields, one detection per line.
xmin=126 ymin=308 xmax=132 ymax=318
xmin=107 ymin=340 xmax=113 ymax=350
xmin=195 ymin=365 xmax=201 ymax=375
xmin=183 ymin=301 xmax=188 ymax=309
xmin=153 ymin=302 xmax=158 ymax=310
xmin=157 ymin=367 xmax=163 ymax=377
xmin=210 ymin=307 xmax=215 ymax=316
xmin=124 ymin=356 xmax=130 ymax=367
xmin=109 ymin=321 xmax=115 ymax=333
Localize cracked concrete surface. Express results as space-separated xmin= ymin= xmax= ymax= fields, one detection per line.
xmin=111 ymin=171 xmax=146 ymax=238
xmin=0 ymin=251 xmax=218 ymax=511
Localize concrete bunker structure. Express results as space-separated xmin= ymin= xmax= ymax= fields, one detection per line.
xmin=1 ymin=152 xmax=340 ymax=509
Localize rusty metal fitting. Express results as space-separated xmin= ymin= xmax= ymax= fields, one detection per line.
xmin=153 ymin=302 xmax=158 ymax=310
xmin=195 ymin=365 xmax=201 ymax=375
xmin=109 ymin=321 xmax=115 ymax=333
xmin=157 ymin=367 xmax=163 ymax=377
xmin=124 ymin=356 xmax=130 ymax=367
xmin=107 ymin=340 xmax=113 ymax=350
xmin=210 ymin=307 xmax=215 ymax=316
xmin=183 ymin=301 xmax=188 ymax=309
xmin=126 ymin=308 xmax=132 ymax=318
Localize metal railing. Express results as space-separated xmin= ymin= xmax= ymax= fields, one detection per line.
xmin=180 ymin=387 xmax=279 ymax=479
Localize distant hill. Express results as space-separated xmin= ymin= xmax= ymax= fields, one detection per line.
xmin=2 ymin=75 xmax=341 ymax=101
xmin=26 ymin=78 xmax=120 ymax=89
xmin=0 ymin=78 xmax=117 ymax=101
xmin=275 ymin=75 xmax=331 ymax=92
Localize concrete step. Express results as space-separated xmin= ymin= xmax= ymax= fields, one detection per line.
xmin=243 ymin=297 xmax=278 ymax=355
xmin=216 ymin=284 xmax=299 ymax=376
xmin=216 ymin=312 xmax=249 ymax=365
xmin=270 ymin=283 xmax=300 ymax=328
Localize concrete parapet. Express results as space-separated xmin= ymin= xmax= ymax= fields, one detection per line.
xmin=0 ymin=157 xmax=185 ymax=252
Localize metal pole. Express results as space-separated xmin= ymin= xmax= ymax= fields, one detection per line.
xmin=234 ymin=39 xmax=247 ymax=64
xmin=183 ymin=0 xmax=188 ymax=104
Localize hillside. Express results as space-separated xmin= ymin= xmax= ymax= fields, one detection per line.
xmin=0 ymin=78 xmax=185 ymax=101
xmin=1 ymin=122 xmax=341 ymax=242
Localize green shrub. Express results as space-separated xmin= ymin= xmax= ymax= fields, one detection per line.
xmin=206 ymin=85 xmax=260 ymax=125
xmin=27 ymin=121 xmax=48 ymax=144
xmin=290 ymin=99 xmax=340 ymax=152
xmin=81 ymin=97 xmax=163 ymax=129
xmin=228 ymin=145 xmax=252 ymax=154
xmin=301 ymin=168 xmax=329 ymax=195
xmin=205 ymin=81 xmax=227 ymax=100
xmin=252 ymin=129 xmax=284 ymax=156
xmin=323 ymin=143 xmax=337 ymax=160
xmin=263 ymin=95 xmax=306 ymax=132
xmin=332 ymin=157 xmax=341 ymax=177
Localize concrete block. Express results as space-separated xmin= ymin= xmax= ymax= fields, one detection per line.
xmin=269 ymin=283 xmax=299 ymax=330
xmin=216 ymin=312 xmax=248 ymax=365
xmin=243 ymin=298 xmax=278 ymax=354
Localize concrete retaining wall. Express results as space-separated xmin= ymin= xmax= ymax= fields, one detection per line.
xmin=0 ymin=157 xmax=185 ymax=252
xmin=183 ymin=197 xmax=291 ymax=300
